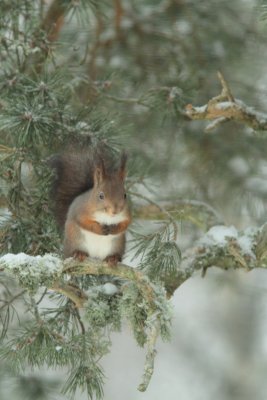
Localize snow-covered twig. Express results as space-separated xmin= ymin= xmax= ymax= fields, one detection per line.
xmin=185 ymin=71 xmax=267 ymax=132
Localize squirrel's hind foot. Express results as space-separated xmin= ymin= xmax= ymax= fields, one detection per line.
xmin=105 ymin=254 xmax=122 ymax=267
xmin=72 ymin=250 xmax=89 ymax=262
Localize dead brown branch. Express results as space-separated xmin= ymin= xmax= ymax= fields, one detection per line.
xmin=185 ymin=72 xmax=267 ymax=132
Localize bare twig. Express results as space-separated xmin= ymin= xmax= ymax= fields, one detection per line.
xmin=217 ymin=71 xmax=234 ymax=102
xmin=40 ymin=0 xmax=66 ymax=42
xmin=0 ymin=289 xmax=26 ymax=311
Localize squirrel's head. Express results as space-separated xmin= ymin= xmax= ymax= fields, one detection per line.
xmin=92 ymin=152 xmax=128 ymax=219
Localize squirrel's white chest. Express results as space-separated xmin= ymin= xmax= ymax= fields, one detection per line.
xmin=80 ymin=229 xmax=121 ymax=260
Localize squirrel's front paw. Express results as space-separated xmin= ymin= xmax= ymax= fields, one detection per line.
xmin=72 ymin=250 xmax=89 ymax=262
xmin=105 ymin=254 xmax=122 ymax=267
xmin=102 ymin=224 xmax=117 ymax=235
xmin=102 ymin=224 xmax=111 ymax=235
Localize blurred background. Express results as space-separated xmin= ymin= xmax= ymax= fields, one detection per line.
xmin=2 ymin=0 xmax=267 ymax=399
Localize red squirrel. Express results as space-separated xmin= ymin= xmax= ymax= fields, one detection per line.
xmin=51 ymin=147 xmax=131 ymax=265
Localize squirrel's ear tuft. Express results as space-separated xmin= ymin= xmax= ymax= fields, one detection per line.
xmin=94 ymin=158 xmax=105 ymax=186
xmin=119 ymin=151 xmax=127 ymax=180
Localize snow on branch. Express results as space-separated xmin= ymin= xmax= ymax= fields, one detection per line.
xmin=1 ymin=221 xmax=267 ymax=306
xmin=185 ymin=71 xmax=267 ymax=132
xmin=1 ymin=220 xmax=267 ymax=303
xmin=0 ymin=253 xmax=63 ymax=291
xmin=1 ymin=222 xmax=267 ymax=392
xmin=0 ymin=253 xmax=172 ymax=392
xmin=0 ymin=254 xmax=163 ymax=309
xmin=180 ymin=224 xmax=267 ymax=279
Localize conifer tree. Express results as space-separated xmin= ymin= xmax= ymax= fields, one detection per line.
xmin=1 ymin=1 xmax=267 ymax=399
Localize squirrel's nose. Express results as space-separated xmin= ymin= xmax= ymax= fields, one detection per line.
xmin=109 ymin=204 xmax=123 ymax=215
xmin=107 ymin=207 xmax=117 ymax=216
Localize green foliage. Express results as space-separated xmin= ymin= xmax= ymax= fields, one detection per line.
xmin=130 ymin=222 xmax=182 ymax=295
xmin=62 ymin=364 xmax=104 ymax=400
xmin=0 ymin=318 xmax=107 ymax=399
xmin=133 ymin=230 xmax=181 ymax=277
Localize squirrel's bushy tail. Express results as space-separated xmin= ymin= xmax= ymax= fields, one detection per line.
xmin=50 ymin=149 xmax=96 ymax=229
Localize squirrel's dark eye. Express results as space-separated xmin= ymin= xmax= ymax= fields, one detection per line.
xmin=99 ymin=192 xmax=105 ymax=200
xmin=124 ymin=193 xmax=127 ymax=199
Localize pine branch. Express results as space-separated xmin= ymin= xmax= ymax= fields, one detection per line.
xmin=0 ymin=254 xmax=171 ymax=392
xmin=62 ymin=258 xmax=157 ymax=309
xmin=185 ymin=71 xmax=267 ymax=131
xmin=1 ymin=219 xmax=267 ymax=394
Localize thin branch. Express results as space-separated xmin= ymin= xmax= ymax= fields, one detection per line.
xmin=103 ymin=93 xmax=149 ymax=107
xmin=73 ymin=306 xmax=86 ymax=335
xmin=40 ymin=0 xmax=66 ymax=42
xmin=138 ymin=319 xmax=159 ymax=392
xmin=133 ymin=197 xmax=222 ymax=230
xmin=114 ymin=0 xmax=124 ymax=39
xmin=36 ymin=288 xmax=48 ymax=305
xmin=101 ymin=86 xmax=173 ymax=108
xmin=88 ymin=14 xmax=104 ymax=79
xmin=27 ymin=0 xmax=68 ymax=73
xmin=185 ymin=71 xmax=267 ymax=131
xmin=29 ymin=295 xmax=42 ymax=323
xmin=0 ymin=289 xmax=26 ymax=312
xmin=130 ymin=191 xmax=179 ymax=241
